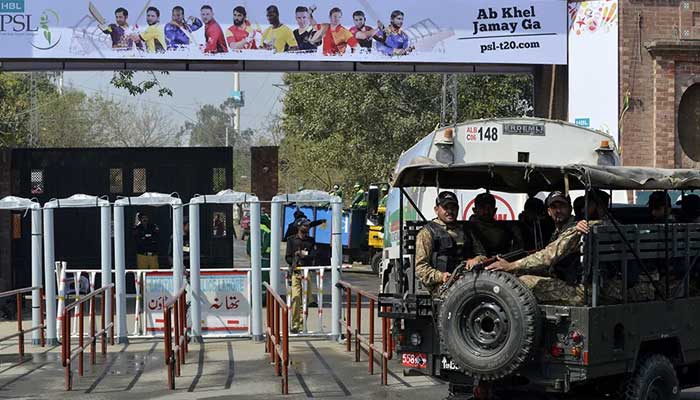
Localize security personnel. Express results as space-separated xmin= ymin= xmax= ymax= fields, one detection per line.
xmin=415 ymin=191 xmax=486 ymax=295
xmin=379 ymin=185 xmax=389 ymax=209
xmin=469 ymin=192 xmax=523 ymax=256
xmin=488 ymin=190 xmax=655 ymax=305
xmin=133 ymin=213 xmax=160 ymax=269
xmin=351 ymin=183 xmax=367 ymax=209
xmin=329 ymin=184 xmax=343 ymax=201
xmin=246 ymin=213 xmax=272 ymax=268
xmin=285 ymin=218 xmax=316 ymax=333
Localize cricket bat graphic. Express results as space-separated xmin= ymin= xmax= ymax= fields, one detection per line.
xmin=134 ymin=0 xmax=152 ymax=26
xmin=355 ymin=0 xmax=381 ymax=23
xmin=88 ymin=2 xmax=106 ymax=25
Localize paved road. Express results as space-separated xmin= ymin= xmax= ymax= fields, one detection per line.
xmin=0 ymin=267 xmax=697 ymax=399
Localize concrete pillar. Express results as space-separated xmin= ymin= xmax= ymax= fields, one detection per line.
xmin=189 ymin=204 xmax=202 ymax=342
xmin=30 ymin=208 xmax=42 ymax=344
xmin=249 ymin=200 xmax=263 ymax=341
xmin=113 ymin=205 xmax=128 ymax=344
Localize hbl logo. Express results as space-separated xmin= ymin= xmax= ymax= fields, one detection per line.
xmin=0 ymin=0 xmax=24 ymax=13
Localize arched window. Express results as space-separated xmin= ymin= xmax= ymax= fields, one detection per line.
xmin=678 ymin=84 xmax=700 ymax=161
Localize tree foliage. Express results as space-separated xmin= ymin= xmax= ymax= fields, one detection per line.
xmin=110 ymin=71 xmax=173 ymax=97
xmin=182 ymin=98 xmax=266 ymax=192
xmin=279 ymin=73 xmax=533 ymax=192
xmin=0 ymin=72 xmax=180 ymax=148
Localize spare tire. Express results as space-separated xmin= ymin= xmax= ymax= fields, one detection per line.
xmin=438 ymin=271 xmax=541 ymax=381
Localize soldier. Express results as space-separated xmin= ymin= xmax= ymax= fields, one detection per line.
xmin=415 ymin=191 xmax=487 ymax=295
xmin=469 ymin=192 xmax=523 ymax=256
xmin=678 ymin=194 xmax=700 ymax=223
xmin=648 ymin=191 xmax=674 ymax=223
xmin=488 ymin=190 xmax=656 ymax=305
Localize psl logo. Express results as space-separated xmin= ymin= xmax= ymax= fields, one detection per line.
xmin=32 ymin=8 xmax=61 ymax=50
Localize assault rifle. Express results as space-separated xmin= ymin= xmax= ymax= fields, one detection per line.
xmin=440 ymin=248 xmax=532 ymax=294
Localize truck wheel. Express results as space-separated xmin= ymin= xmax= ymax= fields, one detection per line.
xmin=438 ymin=271 xmax=541 ymax=381
xmin=624 ymin=355 xmax=680 ymax=400
xmin=371 ymin=253 xmax=382 ymax=275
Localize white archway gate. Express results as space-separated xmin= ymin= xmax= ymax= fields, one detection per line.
xmin=189 ymin=190 xmax=262 ymax=341
xmin=43 ymin=194 xmax=111 ymax=345
xmin=270 ymin=191 xmax=343 ymax=340
xmin=113 ymin=193 xmax=183 ymax=343
xmin=0 ymin=196 xmax=43 ymax=344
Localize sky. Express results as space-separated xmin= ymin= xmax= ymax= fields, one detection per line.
xmin=62 ymin=71 xmax=285 ymax=133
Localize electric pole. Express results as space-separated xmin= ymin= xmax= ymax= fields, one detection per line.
xmin=440 ymin=74 xmax=458 ymax=127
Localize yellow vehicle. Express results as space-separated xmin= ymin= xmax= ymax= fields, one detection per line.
xmin=366 ymin=184 xmax=388 ymax=274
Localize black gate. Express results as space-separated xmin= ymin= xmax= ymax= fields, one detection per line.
xmin=9 ymin=147 xmax=235 ymax=288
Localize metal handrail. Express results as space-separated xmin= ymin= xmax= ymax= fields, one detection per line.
xmin=62 ymin=284 xmax=114 ymax=391
xmin=263 ymin=282 xmax=289 ymax=395
xmin=0 ymin=286 xmax=46 ymax=360
xmin=163 ymin=284 xmax=188 ymax=390
xmin=336 ymin=280 xmax=393 ymax=385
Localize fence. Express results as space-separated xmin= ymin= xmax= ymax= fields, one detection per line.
xmin=162 ymin=284 xmax=188 ymax=390
xmin=336 ymin=280 xmax=393 ymax=385
xmin=264 ymin=282 xmax=289 ymax=395
xmin=57 ymin=266 xmax=140 ymax=338
xmin=0 ymin=287 xmax=45 ymax=361
xmin=62 ymin=284 xmax=114 ymax=391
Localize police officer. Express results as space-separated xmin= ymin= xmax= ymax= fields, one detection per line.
xmin=351 ymin=183 xmax=367 ymax=209
xmin=329 ymin=184 xmax=343 ymax=200
xmin=415 ymin=191 xmax=486 ymax=295
xmin=133 ymin=213 xmax=160 ymax=270
xmin=379 ymin=184 xmax=389 ymax=208
xmin=285 ymin=217 xmax=317 ymax=333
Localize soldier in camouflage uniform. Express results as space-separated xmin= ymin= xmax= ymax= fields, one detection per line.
xmin=488 ymin=190 xmax=656 ymax=305
xmin=415 ymin=191 xmax=487 ymax=295
xmin=469 ymin=192 xmax=524 ymax=256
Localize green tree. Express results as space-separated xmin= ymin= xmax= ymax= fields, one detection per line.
xmin=182 ymin=99 xmax=260 ymax=192
xmin=279 ymin=73 xmax=533 ymax=191
xmin=0 ymin=72 xmax=58 ymax=147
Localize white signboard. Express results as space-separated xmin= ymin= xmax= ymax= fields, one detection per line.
xmin=144 ymin=271 xmax=175 ymax=335
xmin=0 ymin=0 xmax=567 ymax=64
xmin=567 ymin=0 xmax=619 ymax=142
xmin=200 ymin=271 xmax=250 ymax=336
xmin=144 ymin=270 xmax=251 ymax=336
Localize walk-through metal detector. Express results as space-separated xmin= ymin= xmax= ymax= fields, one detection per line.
xmin=113 ymin=193 xmax=183 ymax=344
xmin=189 ymin=190 xmax=262 ymax=341
xmin=43 ymin=194 xmax=111 ymax=345
xmin=0 ymin=196 xmax=43 ymax=344
xmin=270 ymin=191 xmax=343 ymax=340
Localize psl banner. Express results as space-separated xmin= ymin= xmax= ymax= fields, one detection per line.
xmin=0 ymin=0 xmax=567 ymax=64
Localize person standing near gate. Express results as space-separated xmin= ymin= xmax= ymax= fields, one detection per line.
xmin=285 ymin=218 xmax=317 ymax=333
xmin=133 ymin=213 xmax=160 ymax=269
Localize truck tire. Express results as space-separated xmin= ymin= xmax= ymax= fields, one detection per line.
xmin=624 ymin=354 xmax=680 ymax=400
xmin=371 ymin=252 xmax=382 ymax=275
xmin=438 ymin=271 xmax=541 ymax=381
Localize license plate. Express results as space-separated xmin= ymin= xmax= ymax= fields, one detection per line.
xmin=440 ymin=356 xmax=461 ymax=371
xmin=401 ymin=352 xmax=428 ymax=369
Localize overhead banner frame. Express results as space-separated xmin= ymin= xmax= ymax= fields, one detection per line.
xmin=0 ymin=0 xmax=568 ymax=67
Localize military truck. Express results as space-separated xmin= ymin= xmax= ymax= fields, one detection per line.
xmin=380 ymin=117 xmax=619 ymax=293
xmin=379 ymin=161 xmax=700 ymax=399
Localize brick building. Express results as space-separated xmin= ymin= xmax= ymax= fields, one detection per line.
xmin=620 ymin=0 xmax=700 ymax=168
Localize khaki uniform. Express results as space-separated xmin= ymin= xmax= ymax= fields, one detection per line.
xmin=415 ymin=219 xmax=485 ymax=294
xmin=514 ymin=220 xmax=655 ymax=305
